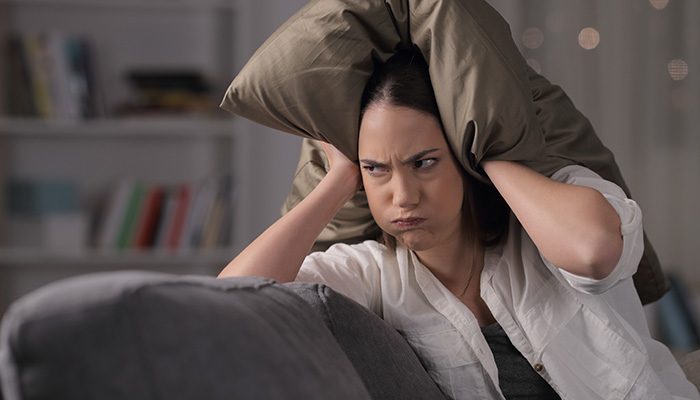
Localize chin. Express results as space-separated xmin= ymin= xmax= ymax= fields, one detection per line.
xmin=396 ymin=231 xmax=435 ymax=251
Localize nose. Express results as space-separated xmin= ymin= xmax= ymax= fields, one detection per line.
xmin=391 ymin=172 xmax=420 ymax=209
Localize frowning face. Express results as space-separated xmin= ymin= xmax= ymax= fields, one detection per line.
xmin=358 ymin=104 xmax=466 ymax=251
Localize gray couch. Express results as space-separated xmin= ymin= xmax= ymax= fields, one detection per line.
xmin=0 ymin=271 xmax=446 ymax=400
xmin=0 ymin=271 xmax=698 ymax=399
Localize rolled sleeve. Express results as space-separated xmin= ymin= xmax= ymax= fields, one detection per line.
xmin=296 ymin=241 xmax=381 ymax=313
xmin=542 ymin=165 xmax=645 ymax=295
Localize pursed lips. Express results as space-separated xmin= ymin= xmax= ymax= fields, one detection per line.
xmin=391 ymin=217 xmax=426 ymax=229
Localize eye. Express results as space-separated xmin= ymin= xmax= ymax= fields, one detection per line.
xmin=414 ymin=158 xmax=437 ymax=170
xmin=362 ymin=164 xmax=389 ymax=177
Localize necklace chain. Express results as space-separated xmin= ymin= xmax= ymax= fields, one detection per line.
xmin=458 ymin=264 xmax=475 ymax=298
xmin=458 ymin=246 xmax=483 ymax=298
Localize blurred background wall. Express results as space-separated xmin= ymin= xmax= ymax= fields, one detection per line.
xmin=488 ymin=0 xmax=699 ymax=290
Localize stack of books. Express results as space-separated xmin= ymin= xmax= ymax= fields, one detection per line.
xmin=4 ymin=32 xmax=101 ymax=119
xmin=95 ymin=175 xmax=233 ymax=252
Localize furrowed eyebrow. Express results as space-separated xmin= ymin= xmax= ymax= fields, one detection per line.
xmin=359 ymin=148 xmax=440 ymax=168
xmin=359 ymin=159 xmax=389 ymax=169
xmin=400 ymin=148 xmax=439 ymax=165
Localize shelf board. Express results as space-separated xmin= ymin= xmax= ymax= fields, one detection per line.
xmin=0 ymin=117 xmax=239 ymax=138
xmin=0 ymin=247 xmax=239 ymax=267
xmin=0 ymin=0 xmax=242 ymax=11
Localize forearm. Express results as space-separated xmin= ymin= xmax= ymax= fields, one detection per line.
xmin=218 ymin=170 xmax=356 ymax=282
xmin=482 ymin=160 xmax=622 ymax=279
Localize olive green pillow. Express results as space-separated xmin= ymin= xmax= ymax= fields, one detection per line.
xmin=220 ymin=0 xmax=668 ymax=304
xmin=221 ymin=0 xmax=546 ymax=182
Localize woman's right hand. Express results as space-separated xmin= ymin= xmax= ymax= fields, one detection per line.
xmin=319 ymin=140 xmax=362 ymax=194
xmin=218 ymin=140 xmax=363 ymax=282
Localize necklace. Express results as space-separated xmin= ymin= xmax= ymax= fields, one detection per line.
xmin=457 ymin=264 xmax=475 ymax=298
xmin=457 ymin=246 xmax=482 ymax=298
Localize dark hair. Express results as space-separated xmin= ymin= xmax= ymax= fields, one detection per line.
xmin=360 ymin=47 xmax=510 ymax=251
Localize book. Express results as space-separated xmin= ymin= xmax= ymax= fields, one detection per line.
xmin=23 ymin=34 xmax=53 ymax=118
xmin=6 ymin=178 xmax=78 ymax=216
xmin=166 ymin=183 xmax=192 ymax=250
xmin=96 ymin=179 xmax=134 ymax=250
xmin=65 ymin=36 xmax=100 ymax=118
xmin=4 ymin=33 xmax=100 ymax=118
xmin=6 ymin=35 xmax=35 ymax=116
xmin=45 ymin=32 xmax=81 ymax=119
xmin=202 ymin=195 xmax=225 ymax=249
xmin=153 ymin=186 xmax=176 ymax=249
xmin=116 ymin=182 xmax=146 ymax=250
xmin=188 ymin=176 xmax=220 ymax=248
xmin=202 ymin=175 xmax=233 ymax=248
xmin=133 ymin=185 xmax=165 ymax=249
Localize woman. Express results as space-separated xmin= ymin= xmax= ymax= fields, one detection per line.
xmin=218 ymin=49 xmax=698 ymax=399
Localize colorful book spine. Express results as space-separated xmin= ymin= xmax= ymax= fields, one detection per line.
xmin=166 ymin=184 xmax=192 ymax=250
xmin=3 ymin=32 xmax=99 ymax=118
xmin=202 ymin=175 xmax=233 ymax=248
xmin=116 ymin=183 xmax=146 ymax=250
xmin=23 ymin=34 xmax=53 ymax=118
xmin=94 ymin=177 xmax=233 ymax=252
xmin=6 ymin=35 xmax=35 ymax=116
xmin=96 ymin=179 xmax=134 ymax=250
xmin=153 ymin=187 xmax=176 ymax=249
xmin=133 ymin=185 xmax=165 ymax=249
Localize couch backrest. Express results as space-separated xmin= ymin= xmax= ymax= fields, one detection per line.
xmin=0 ymin=272 xmax=372 ymax=400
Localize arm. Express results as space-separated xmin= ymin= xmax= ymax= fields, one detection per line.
xmin=218 ymin=142 xmax=360 ymax=282
xmin=481 ymin=160 xmax=623 ymax=279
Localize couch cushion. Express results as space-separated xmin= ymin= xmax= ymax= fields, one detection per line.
xmin=680 ymin=350 xmax=700 ymax=391
xmin=0 ymin=271 xmax=371 ymax=400
xmin=284 ymin=282 xmax=447 ymax=400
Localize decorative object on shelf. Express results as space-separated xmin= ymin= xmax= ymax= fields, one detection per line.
xmin=6 ymin=178 xmax=78 ymax=216
xmin=3 ymin=178 xmax=88 ymax=251
xmin=116 ymin=69 xmax=220 ymax=117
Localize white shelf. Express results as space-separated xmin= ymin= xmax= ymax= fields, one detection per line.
xmin=0 ymin=117 xmax=239 ymax=138
xmin=0 ymin=0 xmax=242 ymax=11
xmin=0 ymin=247 xmax=240 ymax=267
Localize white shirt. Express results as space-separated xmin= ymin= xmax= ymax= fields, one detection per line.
xmin=295 ymin=165 xmax=700 ymax=400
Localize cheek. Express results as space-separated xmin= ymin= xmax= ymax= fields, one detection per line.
xmin=430 ymin=174 xmax=464 ymax=216
xmin=362 ymin=183 xmax=390 ymax=225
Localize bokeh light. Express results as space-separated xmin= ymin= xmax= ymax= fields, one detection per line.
xmin=578 ymin=27 xmax=600 ymax=50
xmin=668 ymin=59 xmax=689 ymax=80
xmin=522 ymin=27 xmax=544 ymax=50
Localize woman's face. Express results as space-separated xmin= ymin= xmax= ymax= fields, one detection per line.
xmin=358 ymin=104 xmax=465 ymax=251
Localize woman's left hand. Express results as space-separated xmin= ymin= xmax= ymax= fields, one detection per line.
xmin=319 ymin=140 xmax=362 ymax=193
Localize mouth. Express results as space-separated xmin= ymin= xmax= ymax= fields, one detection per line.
xmin=391 ymin=217 xmax=426 ymax=229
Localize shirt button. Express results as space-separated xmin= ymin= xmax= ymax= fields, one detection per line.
xmin=533 ymin=363 xmax=544 ymax=373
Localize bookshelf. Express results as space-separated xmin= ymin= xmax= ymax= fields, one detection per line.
xmin=0 ymin=0 xmax=256 ymax=313
xmin=0 ymin=117 xmax=241 ymax=138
